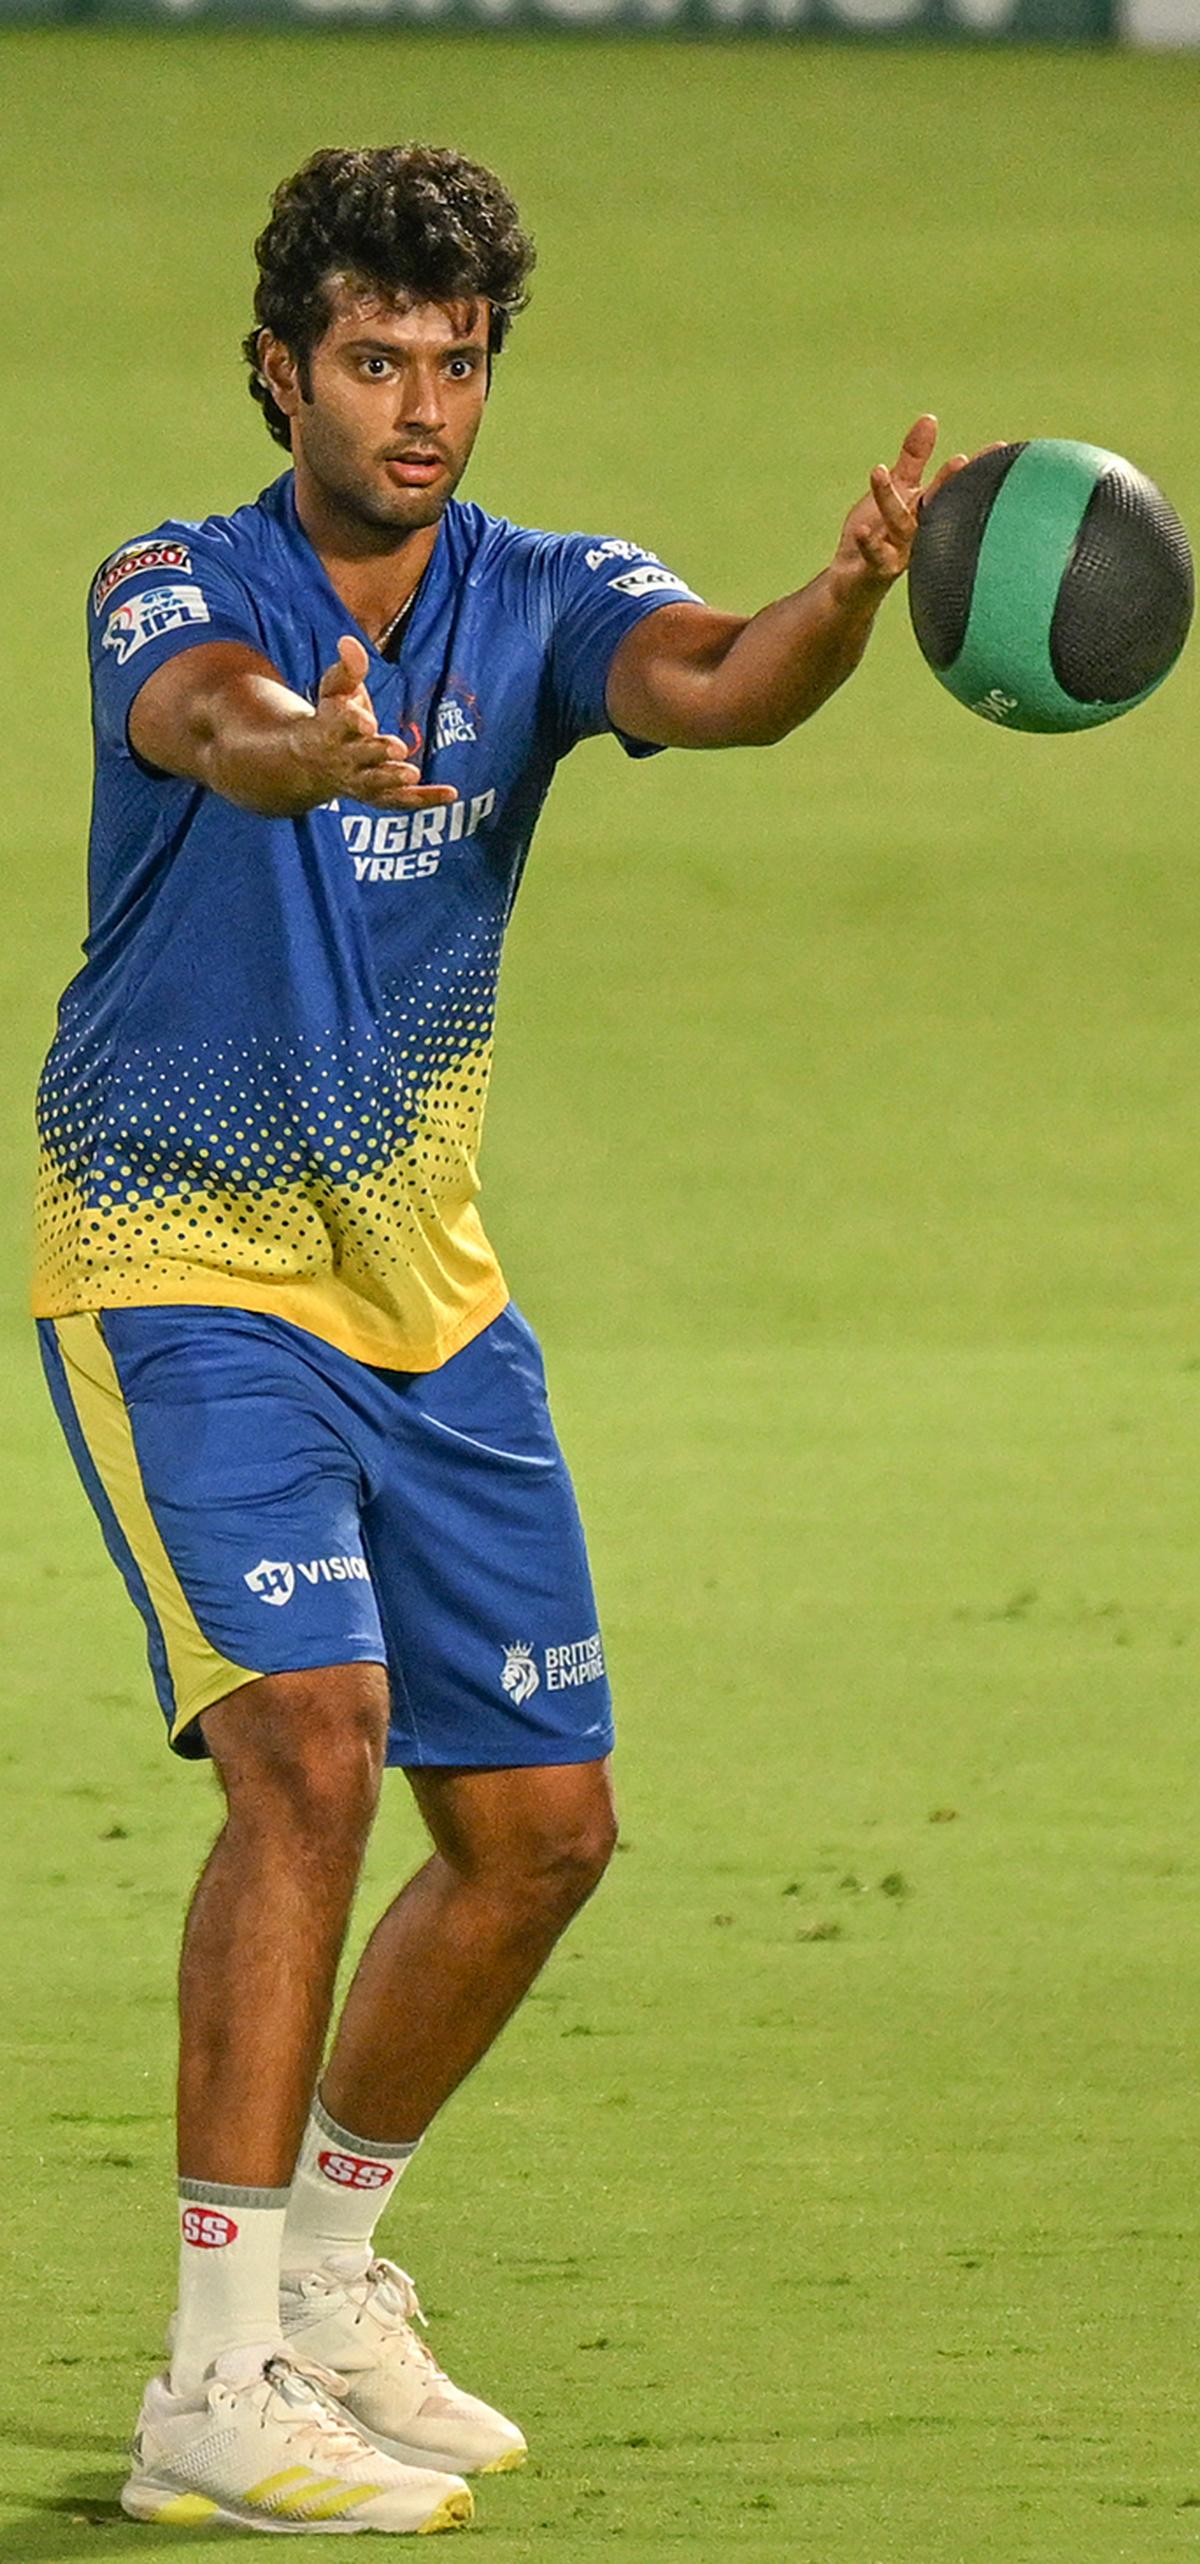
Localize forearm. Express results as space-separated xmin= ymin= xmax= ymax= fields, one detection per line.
xmin=707 ymin=565 xmax=888 ymax=747
xmin=186 ymin=674 xmax=325 ymax=817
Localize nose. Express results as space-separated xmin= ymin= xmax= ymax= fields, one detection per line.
xmin=398 ymin=362 xmax=446 ymax=434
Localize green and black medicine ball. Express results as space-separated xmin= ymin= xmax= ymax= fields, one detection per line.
xmin=908 ymin=439 xmax=1193 ymax=732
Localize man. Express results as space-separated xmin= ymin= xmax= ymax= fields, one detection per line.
xmin=34 ymin=144 xmax=971 ymax=2536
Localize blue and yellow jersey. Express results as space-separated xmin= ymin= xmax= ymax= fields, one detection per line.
xmin=33 ymin=474 xmax=700 ymax=1370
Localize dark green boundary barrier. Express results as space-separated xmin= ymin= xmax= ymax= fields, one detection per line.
xmin=0 ymin=0 xmax=1116 ymax=30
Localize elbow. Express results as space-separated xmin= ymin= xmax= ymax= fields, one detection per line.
xmin=714 ymin=712 xmax=796 ymax=750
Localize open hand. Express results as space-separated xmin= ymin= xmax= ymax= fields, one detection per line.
xmin=830 ymin=416 xmax=972 ymax=604
xmin=298 ymin=636 xmax=457 ymax=812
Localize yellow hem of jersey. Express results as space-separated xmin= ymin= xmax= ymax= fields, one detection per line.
xmin=50 ymin=1314 xmax=261 ymax=1742
xmin=34 ymin=1273 xmax=511 ymax=1377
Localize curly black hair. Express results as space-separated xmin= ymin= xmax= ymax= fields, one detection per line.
xmin=243 ymin=145 xmax=536 ymax=450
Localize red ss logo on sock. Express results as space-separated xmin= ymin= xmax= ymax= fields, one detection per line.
xmin=318 ymin=2149 xmax=395 ymax=2192
xmin=181 ymin=2207 xmax=239 ymax=2248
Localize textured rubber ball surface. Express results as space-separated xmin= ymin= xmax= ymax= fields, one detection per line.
xmin=1050 ymin=464 xmax=1195 ymax=703
xmin=908 ymin=444 xmax=1026 ymax=670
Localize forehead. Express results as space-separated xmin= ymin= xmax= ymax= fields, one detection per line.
xmin=317 ymin=281 xmax=489 ymax=349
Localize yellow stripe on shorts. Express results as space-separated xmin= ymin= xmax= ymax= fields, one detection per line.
xmin=52 ymin=1313 xmax=260 ymax=1746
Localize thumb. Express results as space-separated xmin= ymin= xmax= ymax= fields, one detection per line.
xmin=319 ymin=634 xmax=370 ymax=698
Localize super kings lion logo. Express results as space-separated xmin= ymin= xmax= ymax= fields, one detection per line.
xmin=318 ymin=2149 xmax=395 ymax=2192
xmin=181 ymin=2206 xmax=239 ymax=2249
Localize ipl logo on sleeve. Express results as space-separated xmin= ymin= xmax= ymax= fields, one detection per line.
xmin=102 ymin=582 xmax=210 ymax=665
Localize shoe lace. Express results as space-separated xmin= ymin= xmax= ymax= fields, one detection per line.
xmin=223 ymin=2352 xmax=381 ymax=2465
xmin=352 ymin=2260 xmax=447 ymax=2382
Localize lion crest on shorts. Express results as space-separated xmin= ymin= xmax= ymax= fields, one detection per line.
xmin=501 ymin=1642 xmax=540 ymax=1704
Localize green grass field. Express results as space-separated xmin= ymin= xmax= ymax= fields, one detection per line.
xmin=2 ymin=27 xmax=1200 ymax=2562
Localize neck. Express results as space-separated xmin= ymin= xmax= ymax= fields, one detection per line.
xmin=291 ymin=455 xmax=442 ymax=647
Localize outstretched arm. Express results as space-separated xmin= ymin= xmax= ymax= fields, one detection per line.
xmin=604 ymin=416 xmax=970 ymax=751
xmin=129 ymin=634 xmax=456 ymax=819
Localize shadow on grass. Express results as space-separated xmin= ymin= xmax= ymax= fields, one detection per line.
xmin=0 ymin=2474 xmax=129 ymax=2560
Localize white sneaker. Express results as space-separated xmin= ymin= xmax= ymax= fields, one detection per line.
xmin=120 ymin=2344 xmax=474 ymax=2533
xmin=280 ymin=2257 xmax=527 ymax=2479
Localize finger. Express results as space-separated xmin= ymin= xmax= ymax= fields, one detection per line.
xmin=348 ymin=727 xmax=421 ymax=763
xmin=329 ymin=703 xmax=379 ymax=742
xmin=361 ymin=780 xmax=463 ymax=811
xmin=345 ymin=746 xmax=459 ymax=805
xmin=357 ymin=737 xmax=458 ymax=795
xmin=917 ymin=454 xmax=969 ymax=510
xmin=320 ymin=634 xmax=371 ymax=697
xmin=890 ymin=413 xmax=938 ymax=490
xmin=347 ymin=741 xmax=422 ymax=779
xmin=870 ymin=465 xmax=918 ymax=538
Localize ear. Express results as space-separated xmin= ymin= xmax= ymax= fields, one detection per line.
xmin=257 ymin=329 xmax=302 ymax=420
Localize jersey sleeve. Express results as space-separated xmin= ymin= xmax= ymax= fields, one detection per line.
xmin=547 ymin=533 xmax=704 ymax=758
xmin=88 ymin=527 xmax=267 ymax=755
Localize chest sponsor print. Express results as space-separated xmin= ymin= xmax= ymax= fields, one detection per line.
xmin=337 ymin=788 xmax=496 ymax=884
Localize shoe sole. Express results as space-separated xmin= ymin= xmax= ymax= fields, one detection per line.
xmin=337 ymin=2423 xmax=528 ymax=2480
xmin=120 ymin=2480 xmax=474 ymax=2534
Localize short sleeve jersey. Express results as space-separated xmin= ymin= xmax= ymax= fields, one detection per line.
xmin=33 ymin=473 xmax=702 ymax=1369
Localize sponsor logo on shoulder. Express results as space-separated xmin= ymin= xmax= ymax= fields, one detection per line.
xmin=182 ymin=2206 xmax=238 ymax=2249
xmin=318 ymin=2149 xmax=396 ymax=2192
xmin=607 ymin=564 xmax=696 ymax=599
xmin=585 ymin=538 xmax=652 ymax=570
xmin=244 ymin=1554 xmax=370 ymax=1605
xmin=102 ymin=582 xmax=210 ymax=665
xmin=93 ymin=539 xmax=193 ymax=615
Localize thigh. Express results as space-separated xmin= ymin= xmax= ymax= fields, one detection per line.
xmin=40 ymin=1307 xmax=387 ymax=1759
xmin=369 ymin=1304 xmax=614 ymax=1770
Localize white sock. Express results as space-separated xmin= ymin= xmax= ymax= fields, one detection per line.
xmin=281 ymin=2094 xmax=420 ymax=2279
xmin=170 ymin=2180 xmax=289 ymax=2400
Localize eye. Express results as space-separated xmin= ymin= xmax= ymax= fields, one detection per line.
xmin=446 ymin=355 xmax=477 ymax=380
xmin=362 ymin=355 xmax=394 ymax=379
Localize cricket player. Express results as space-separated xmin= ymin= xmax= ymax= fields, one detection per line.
xmin=33 ymin=144 xmax=971 ymax=2534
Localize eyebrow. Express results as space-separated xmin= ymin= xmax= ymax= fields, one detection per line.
xmin=341 ymin=336 xmax=486 ymax=358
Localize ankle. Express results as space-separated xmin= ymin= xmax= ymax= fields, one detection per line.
xmin=280 ymin=2096 xmax=420 ymax=2277
xmin=170 ymin=2181 xmax=289 ymax=2400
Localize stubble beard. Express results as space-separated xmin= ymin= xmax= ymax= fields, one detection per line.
xmin=300 ymin=407 xmax=464 ymax=544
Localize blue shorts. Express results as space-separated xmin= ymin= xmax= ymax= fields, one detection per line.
xmin=37 ymin=1302 xmax=613 ymax=1770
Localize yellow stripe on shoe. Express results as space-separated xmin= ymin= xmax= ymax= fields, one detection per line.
xmin=52 ymin=1313 xmax=260 ymax=1742
xmin=241 ymin=2466 xmax=322 ymax=2506
xmin=283 ymin=2481 xmax=394 ymax=2521
xmin=145 ymin=2492 xmax=221 ymax=2525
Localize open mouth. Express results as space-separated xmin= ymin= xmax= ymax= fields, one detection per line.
xmin=384 ymin=454 xmax=445 ymax=485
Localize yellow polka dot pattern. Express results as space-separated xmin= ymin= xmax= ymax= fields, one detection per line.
xmin=32 ymin=921 xmax=510 ymax=1373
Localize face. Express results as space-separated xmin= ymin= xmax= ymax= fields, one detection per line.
xmin=260 ymin=283 xmax=491 ymax=535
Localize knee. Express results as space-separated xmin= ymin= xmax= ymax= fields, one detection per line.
xmin=203 ymin=1667 xmax=389 ymax=1852
xmin=489 ymin=1795 xmax=619 ymax=1931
